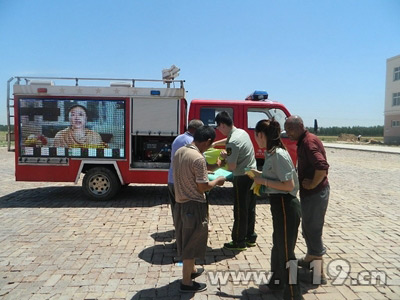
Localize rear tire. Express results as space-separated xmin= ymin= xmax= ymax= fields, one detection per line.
xmin=82 ymin=167 xmax=121 ymax=200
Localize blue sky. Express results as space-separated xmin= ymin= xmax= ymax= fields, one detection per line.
xmin=0 ymin=0 xmax=399 ymax=127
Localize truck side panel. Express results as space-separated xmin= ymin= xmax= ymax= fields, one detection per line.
xmin=15 ymin=161 xmax=81 ymax=182
xmin=118 ymin=166 xmax=167 ymax=184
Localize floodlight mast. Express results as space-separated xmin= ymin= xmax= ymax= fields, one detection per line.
xmin=162 ymin=65 xmax=180 ymax=88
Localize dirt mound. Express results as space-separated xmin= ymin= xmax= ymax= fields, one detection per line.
xmin=337 ymin=133 xmax=357 ymax=142
xmin=368 ymin=139 xmax=384 ymax=145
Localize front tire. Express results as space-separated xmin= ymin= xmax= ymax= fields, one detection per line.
xmin=82 ymin=167 xmax=121 ymax=200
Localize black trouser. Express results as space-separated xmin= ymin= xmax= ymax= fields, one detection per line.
xmin=231 ymin=175 xmax=257 ymax=245
xmin=167 ymin=183 xmax=176 ymax=227
xmin=268 ymin=193 xmax=302 ymax=300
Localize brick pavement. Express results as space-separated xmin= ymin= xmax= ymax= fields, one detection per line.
xmin=0 ymin=147 xmax=399 ymax=300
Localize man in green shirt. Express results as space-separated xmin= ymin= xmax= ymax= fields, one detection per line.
xmin=214 ymin=111 xmax=257 ymax=250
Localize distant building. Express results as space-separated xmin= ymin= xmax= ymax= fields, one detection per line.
xmin=384 ymin=55 xmax=400 ymax=144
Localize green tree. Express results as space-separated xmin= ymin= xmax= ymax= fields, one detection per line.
xmin=305 ymin=126 xmax=383 ymax=136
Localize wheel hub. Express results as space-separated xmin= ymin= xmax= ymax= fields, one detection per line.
xmin=88 ymin=174 xmax=110 ymax=195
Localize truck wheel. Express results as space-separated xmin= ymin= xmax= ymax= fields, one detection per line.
xmin=82 ymin=167 xmax=121 ymax=200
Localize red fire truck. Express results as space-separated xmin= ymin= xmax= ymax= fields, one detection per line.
xmin=6 ymin=76 xmax=296 ymax=200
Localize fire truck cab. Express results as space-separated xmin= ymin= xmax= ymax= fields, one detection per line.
xmin=189 ymin=91 xmax=297 ymax=167
xmin=7 ymin=76 xmax=296 ymax=201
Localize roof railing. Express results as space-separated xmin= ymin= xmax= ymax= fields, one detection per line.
xmin=12 ymin=76 xmax=185 ymax=89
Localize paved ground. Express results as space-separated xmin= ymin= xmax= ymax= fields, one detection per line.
xmin=0 ymin=145 xmax=399 ymax=300
xmin=323 ymin=142 xmax=400 ymax=154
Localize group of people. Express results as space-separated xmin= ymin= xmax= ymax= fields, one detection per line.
xmin=168 ymin=112 xmax=330 ymax=300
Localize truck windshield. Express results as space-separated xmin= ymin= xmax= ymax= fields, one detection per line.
xmin=247 ymin=108 xmax=287 ymax=132
xmin=200 ymin=107 xmax=234 ymax=127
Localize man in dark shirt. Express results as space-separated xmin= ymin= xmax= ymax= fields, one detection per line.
xmin=284 ymin=115 xmax=329 ymax=284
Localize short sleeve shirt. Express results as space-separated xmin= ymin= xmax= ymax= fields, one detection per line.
xmin=168 ymin=132 xmax=194 ymax=183
xmin=262 ymin=147 xmax=299 ymax=197
xmin=225 ymin=127 xmax=256 ymax=176
xmin=173 ymin=144 xmax=209 ymax=203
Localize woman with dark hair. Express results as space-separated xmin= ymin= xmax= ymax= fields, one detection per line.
xmin=249 ymin=119 xmax=303 ymax=300
xmin=54 ymin=104 xmax=103 ymax=148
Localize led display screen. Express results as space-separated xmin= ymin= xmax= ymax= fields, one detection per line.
xmin=18 ymin=98 xmax=125 ymax=159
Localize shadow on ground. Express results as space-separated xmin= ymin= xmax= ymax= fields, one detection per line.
xmin=151 ymin=229 xmax=175 ymax=243
xmin=130 ymin=282 xmax=277 ymax=300
xmin=139 ymin=242 xmax=238 ymax=266
xmin=0 ymin=185 xmax=267 ymax=208
xmin=130 ymin=284 xmax=265 ymax=300
xmin=131 ymin=281 xmax=320 ymax=300
xmin=130 ymin=279 xmax=196 ymax=300
xmin=0 ymin=185 xmax=169 ymax=208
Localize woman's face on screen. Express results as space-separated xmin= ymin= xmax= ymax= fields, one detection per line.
xmin=69 ymin=106 xmax=87 ymax=130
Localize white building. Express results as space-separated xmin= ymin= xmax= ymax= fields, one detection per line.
xmin=384 ymin=55 xmax=400 ymax=144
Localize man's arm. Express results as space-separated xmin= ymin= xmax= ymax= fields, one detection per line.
xmin=207 ymin=157 xmax=226 ymax=172
xmin=254 ymin=177 xmax=295 ymax=192
xmin=302 ymin=139 xmax=329 ymax=190
xmin=302 ymin=169 xmax=327 ymax=190
xmin=193 ymin=157 xmax=225 ymax=193
xmin=219 ymin=148 xmax=237 ymax=171
xmin=306 ymin=139 xmax=329 ymax=170
xmin=197 ymin=176 xmax=226 ymax=193
xmin=225 ymin=162 xmax=237 ymax=171
xmin=211 ymin=138 xmax=227 ymax=148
